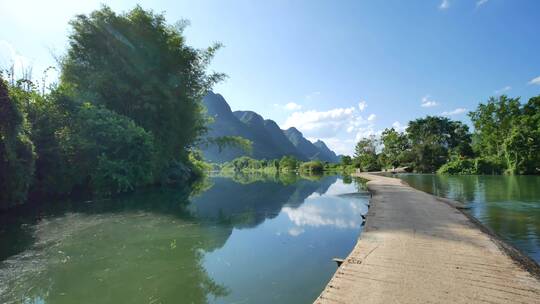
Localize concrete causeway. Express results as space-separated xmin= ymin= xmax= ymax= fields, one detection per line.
xmin=315 ymin=173 xmax=540 ymax=304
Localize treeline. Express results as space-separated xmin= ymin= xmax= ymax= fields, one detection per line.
xmin=0 ymin=6 xmax=230 ymax=209
xmin=352 ymin=95 xmax=540 ymax=175
xmin=220 ymin=156 xmax=354 ymax=175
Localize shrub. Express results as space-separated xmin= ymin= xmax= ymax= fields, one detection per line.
xmin=0 ymin=78 xmax=36 ymax=208
xmin=438 ymin=157 xmax=505 ymax=175
xmin=437 ymin=158 xmax=475 ymax=175
xmin=475 ymin=157 xmax=505 ymax=175
xmin=57 ymin=103 xmax=155 ymax=195
xmin=299 ymin=161 xmax=324 ymax=173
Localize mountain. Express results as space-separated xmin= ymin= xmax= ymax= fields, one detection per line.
xmin=200 ymin=91 xmax=251 ymax=161
xmin=201 ymin=92 xmax=339 ymax=163
xmin=313 ymin=140 xmax=340 ymax=163
xmin=233 ymin=111 xmax=304 ymax=159
xmin=283 ymin=127 xmax=323 ymax=161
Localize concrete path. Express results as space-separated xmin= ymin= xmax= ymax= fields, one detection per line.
xmin=315 ymin=173 xmax=540 ymax=304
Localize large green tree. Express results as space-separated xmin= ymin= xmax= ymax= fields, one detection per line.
xmin=354 ymin=136 xmax=380 ymax=172
xmin=406 ymin=116 xmax=472 ymax=173
xmin=470 ymin=95 xmax=540 ymax=174
xmin=380 ymin=128 xmax=410 ymax=169
xmin=60 ymin=6 xmax=224 ymax=180
xmin=469 ymin=95 xmax=521 ymax=159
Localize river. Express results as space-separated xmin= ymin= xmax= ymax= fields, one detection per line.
xmin=396 ymin=174 xmax=540 ymax=264
xmin=0 ymin=174 xmax=368 ymax=304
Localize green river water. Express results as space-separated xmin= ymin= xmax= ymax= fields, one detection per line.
xmin=396 ymin=174 xmax=540 ymax=264
xmin=0 ymin=174 xmax=368 ymax=304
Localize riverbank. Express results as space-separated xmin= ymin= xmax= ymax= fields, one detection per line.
xmin=315 ymin=173 xmax=540 ymax=304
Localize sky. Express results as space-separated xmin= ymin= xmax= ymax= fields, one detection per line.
xmin=1 ymin=0 xmax=540 ymax=155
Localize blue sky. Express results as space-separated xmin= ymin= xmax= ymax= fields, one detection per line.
xmin=1 ymin=0 xmax=540 ymax=155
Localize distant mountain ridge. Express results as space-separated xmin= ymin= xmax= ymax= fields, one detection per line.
xmin=201 ymin=92 xmax=340 ymax=163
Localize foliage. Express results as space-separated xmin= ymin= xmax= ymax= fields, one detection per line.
xmin=0 ymin=5 xmax=257 ymax=209
xmin=14 ymin=85 xmax=77 ymax=195
xmin=380 ymin=128 xmax=410 ymax=169
xmin=469 ymin=95 xmax=540 ymax=175
xmin=437 ymin=156 xmax=507 ymax=175
xmin=279 ymin=155 xmax=299 ymax=172
xmin=353 ymin=136 xmax=380 ymax=172
xmin=344 ymin=96 xmax=539 ymax=176
xmin=0 ymin=77 xmax=36 ymax=208
xmin=437 ymin=158 xmax=476 ymax=175
xmin=469 ymin=95 xmax=521 ymax=159
xmin=340 ymin=155 xmax=352 ymax=166
xmin=56 ymin=102 xmax=155 ymax=195
xmin=204 ymin=136 xmax=252 ymax=155
xmin=220 ymin=155 xmax=354 ymax=175
xmin=60 ymin=5 xmax=224 ymax=181
xmin=221 ymin=156 xmax=277 ymax=173
xmin=474 ymin=156 xmax=505 ymax=175
xmin=406 ymin=116 xmax=472 ymax=173
xmin=299 ymin=161 xmax=324 ymax=174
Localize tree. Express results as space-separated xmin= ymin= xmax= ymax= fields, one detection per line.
xmin=279 ymin=156 xmax=299 ymax=172
xmin=354 ymin=136 xmax=380 ymax=172
xmin=406 ymin=116 xmax=472 ymax=173
xmin=56 ymin=102 xmax=155 ymax=194
xmin=469 ymin=95 xmax=521 ymax=159
xmin=340 ymin=155 xmax=352 ymax=166
xmin=469 ymin=95 xmax=540 ymax=174
xmin=502 ymin=96 xmax=540 ymax=174
xmin=299 ymin=161 xmax=324 ymax=174
xmin=60 ymin=6 xmax=224 ymax=181
xmin=380 ymin=128 xmax=409 ymax=169
xmin=0 ymin=76 xmax=36 ymax=208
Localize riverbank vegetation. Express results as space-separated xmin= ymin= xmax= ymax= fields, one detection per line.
xmin=0 ymin=6 xmax=239 ymax=209
xmin=219 ymin=155 xmax=354 ymax=175
xmin=351 ymin=95 xmax=540 ymax=175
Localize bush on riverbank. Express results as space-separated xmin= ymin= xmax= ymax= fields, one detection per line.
xmin=219 ymin=156 xmax=351 ymax=175
xmin=0 ymin=79 xmax=36 ymax=209
xmin=299 ymin=161 xmax=324 ymax=174
xmin=437 ymin=157 xmax=506 ymax=175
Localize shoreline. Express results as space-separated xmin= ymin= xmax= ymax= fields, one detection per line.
xmin=315 ymin=173 xmax=540 ymax=304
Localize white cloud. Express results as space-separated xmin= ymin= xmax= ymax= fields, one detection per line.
xmin=282 ymin=202 xmax=362 ymax=229
xmin=282 ymin=102 xmax=379 ymax=155
xmin=441 ymin=108 xmax=467 ymax=116
xmin=528 ymin=76 xmax=540 ymax=86
xmin=358 ymin=100 xmax=367 ymax=111
xmin=288 ymin=227 xmax=304 ymax=237
xmin=421 ymin=95 xmax=439 ymax=107
xmin=476 ymin=0 xmax=489 ymax=7
xmin=0 ymin=40 xmax=32 ymax=78
xmin=283 ymin=107 xmax=356 ymax=138
xmin=273 ymin=102 xmax=303 ymax=111
xmin=392 ymin=121 xmax=407 ymax=132
xmin=439 ymin=0 xmax=450 ymax=10
xmin=284 ymin=102 xmax=302 ymax=111
xmin=494 ymin=86 xmax=511 ymax=94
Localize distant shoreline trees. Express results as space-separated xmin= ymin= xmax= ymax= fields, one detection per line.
xmin=219 ymin=155 xmax=352 ymax=175
xmin=350 ymin=94 xmax=540 ymax=175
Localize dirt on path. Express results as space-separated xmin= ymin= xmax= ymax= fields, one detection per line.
xmin=315 ymin=173 xmax=540 ymax=304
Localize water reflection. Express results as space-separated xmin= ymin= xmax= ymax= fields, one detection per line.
xmin=398 ymin=174 xmax=540 ymax=263
xmin=0 ymin=173 xmax=368 ymax=304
